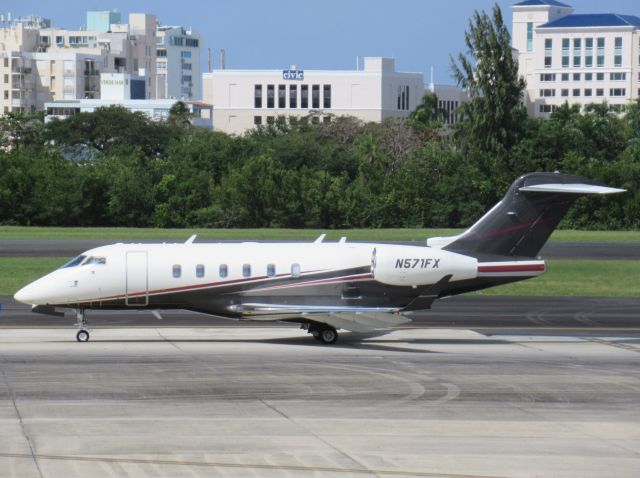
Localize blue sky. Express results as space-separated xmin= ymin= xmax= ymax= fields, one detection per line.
xmin=5 ymin=0 xmax=639 ymax=84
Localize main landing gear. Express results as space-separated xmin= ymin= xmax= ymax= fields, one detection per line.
xmin=307 ymin=323 xmax=339 ymax=344
xmin=75 ymin=309 xmax=90 ymax=342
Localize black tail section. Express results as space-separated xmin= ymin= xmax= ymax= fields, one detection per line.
xmin=442 ymin=172 xmax=624 ymax=258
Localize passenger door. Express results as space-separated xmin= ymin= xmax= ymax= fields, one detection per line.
xmin=126 ymin=251 xmax=148 ymax=306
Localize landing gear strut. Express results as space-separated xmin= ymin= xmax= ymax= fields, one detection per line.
xmin=75 ymin=309 xmax=90 ymax=342
xmin=308 ymin=323 xmax=339 ymax=344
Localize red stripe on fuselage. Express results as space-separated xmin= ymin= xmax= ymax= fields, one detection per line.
xmin=478 ymin=264 xmax=545 ymax=273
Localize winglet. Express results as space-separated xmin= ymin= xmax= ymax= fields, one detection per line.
xmin=185 ymin=234 xmax=197 ymax=244
xmin=339 ymin=236 xmax=347 ymax=243
xmin=314 ymin=234 xmax=326 ymax=244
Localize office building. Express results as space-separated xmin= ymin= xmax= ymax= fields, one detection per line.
xmin=203 ymin=57 xmax=424 ymax=135
xmin=156 ymin=25 xmax=201 ymax=100
xmin=0 ymin=11 xmax=158 ymax=114
xmin=512 ymin=0 xmax=640 ymax=116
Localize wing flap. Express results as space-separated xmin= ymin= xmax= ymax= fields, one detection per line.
xmin=228 ymin=303 xmax=409 ymax=332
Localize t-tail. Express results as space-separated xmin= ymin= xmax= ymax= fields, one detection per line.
xmin=427 ymin=172 xmax=625 ymax=259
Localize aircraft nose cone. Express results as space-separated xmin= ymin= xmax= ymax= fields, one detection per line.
xmin=14 ymin=285 xmax=36 ymax=304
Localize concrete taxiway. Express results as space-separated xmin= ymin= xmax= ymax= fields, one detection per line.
xmin=1 ymin=325 xmax=639 ymax=478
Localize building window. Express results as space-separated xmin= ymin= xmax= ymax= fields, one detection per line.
xmin=267 ymin=84 xmax=274 ymax=108
xmin=196 ymin=264 xmax=205 ymax=278
xmin=610 ymin=72 xmax=626 ymax=81
xmin=585 ymin=73 xmax=592 ymax=81
xmin=573 ymin=73 xmax=580 ymax=81
xmin=312 ymin=85 xmax=320 ymax=108
xmin=157 ymin=49 xmax=167 ymax=57
xmin=181 ymin=51 xmax=191 ymax=59
xmin=182 ymin=63 xmax=192 ymax=70
xmin=561 ymin=73 xmax=569 ymax=82
xmin=289 ymin=85 xmax=297 ymax=108
xmin=573 ymin=38 xmax=581 ymax=67
xmin=539 ymin=104 xmax=556 ymax=113
xmin=267 ymin=264 xmax=276 ymax=277
xmin=561 ymin=89 xmax=569 ymax=97
xmin=596 ymin=88 xmax=604 ymax=97
xmin=540 ymin=73 xmax=555 ymax=82
xmin=323 ymin=116 xmax=331 ymax=124
xmin=539 ymin=89 xmax=555 ymax=97
xmin=181 ymin=75 xmax=192 ymax=83
xmin=219 ymin=264 xmax=228 ymax=278
xmin=614 ymin=37 xmax=622 ymax=67
xmin=596 ymin=72 xmax=604 ymax=81
xmin=585 ymin=38 xmax=593 ymax=67
xmin=597 ymin=38 xmax=605 ymax=67
xmin=544 ymin=38 xmax=552 ymax=68
xmin=527 ymin=23 xmax=533 ymax=52
xmin=291 ymin=263 xmax=301 ymax=278
xmin=610 ymin=88 xmax=626 ymax=97
xmin=254 ymin=84 xmax=262 ymax=108
xmin=242 ymin=264 xmax=251 ymax=278
xmin=585 ymin=88 xmax=592 ymax=97
xmin=254 ymin=115 xmax=262 ymax=125
xmin=266 ymin=116 xmax=275 ymax=124
xmin=323 ymin=85 xmax=331 ymax=108
xmin=172 ymin=264 xmax=181 ymax=278
xmin=562 ymin=38 xmax=570 ymax=68
xmin=185 ymin=38 xmax=199 ymax=47
xmin=301 ymin=85 xmax=309 ymax=108
xmin=573 ymin=88 xmax=580 ymax=97
xmin=278 ymin=85 xmax=286 ymax=108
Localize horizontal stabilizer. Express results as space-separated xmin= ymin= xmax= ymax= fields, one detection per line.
xmin=519 ymin=184 xmax=626 ymax=195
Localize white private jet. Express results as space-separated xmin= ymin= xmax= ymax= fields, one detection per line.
xmin=14 ymin=172 xmax=624 ymax=343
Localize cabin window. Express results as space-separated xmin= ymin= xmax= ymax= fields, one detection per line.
xmin=267 ymin=263 xmax=276 ymax=277
xmin=196 ymin=264 xmax=205 ymax=278
xmin=243 ymin=264 xmax=251 ymax=277
xmin=172 ymin=264 xmax=181 ymax=278
xmin=219 ymin=264 xmax=228 ymax=278
xmin=291 ymin=263 xmax=301 ymax=278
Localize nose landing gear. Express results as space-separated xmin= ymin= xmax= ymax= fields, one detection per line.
xmin=75 ymin=309 xmax=90 ymax=342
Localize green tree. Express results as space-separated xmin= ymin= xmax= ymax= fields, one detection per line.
xmin=451 ymin=4 xmax=527 ymax=157
xmin=168 ymin=101 xmax=192 ymax=129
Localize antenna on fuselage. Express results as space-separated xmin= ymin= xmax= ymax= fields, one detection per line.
xmin=313 ymin=234 xmax=326 ymax=243
xmin=185 ymin=234 xmax=197 ymax=244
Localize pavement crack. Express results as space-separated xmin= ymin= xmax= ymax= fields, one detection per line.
xmin=259 ymin=399 xmax=382 ymax=478
xmin=0 ymin=364 xmax=44 ymax=478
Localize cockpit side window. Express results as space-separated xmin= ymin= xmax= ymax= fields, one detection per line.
xmin=59 ymin=255 xmax=87 ymax=269
xmin=84 ymin=257 xmax=106 ymax=265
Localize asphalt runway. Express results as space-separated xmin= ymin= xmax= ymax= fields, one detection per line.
xmin=1 ymin=238 xmax=639 ymax=259
xmin=1 ymin=326 xmax=639 ymax=477
xmin=1 ymin=295 xmax=639 ymax=332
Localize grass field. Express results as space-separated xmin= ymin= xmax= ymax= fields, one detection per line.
xmin=1 ymin=257 xmax=637 ymax=297
xmin=0 ymin=226 xmax=639 ymax=242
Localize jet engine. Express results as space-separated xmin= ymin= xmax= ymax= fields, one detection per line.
xmin=371 ymin=245 xmax=477 ymax=286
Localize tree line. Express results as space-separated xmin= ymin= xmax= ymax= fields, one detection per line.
xmin=0 ymin=5 xmax=638 ymax=230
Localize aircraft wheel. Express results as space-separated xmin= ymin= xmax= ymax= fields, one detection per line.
xmin=318 ymin=327 xmax=338 ymax=344
xmin=76 ymin=329 xmax=90 ymax=342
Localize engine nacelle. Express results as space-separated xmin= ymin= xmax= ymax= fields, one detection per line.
xmin=372 ymin=245 xmax=477 ymax=286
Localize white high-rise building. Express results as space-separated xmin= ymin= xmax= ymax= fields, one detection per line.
xmin=512 ymin=0 xmax=640 ymax=117
xmin=156 ymin=25 xmax=201 ymax=100
xmin=0 ymin=11 xmax=158 ymax=114
xmin=203 ymin=57 xmax=424 ymax=135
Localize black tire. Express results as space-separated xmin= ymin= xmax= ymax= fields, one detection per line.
xmin=319 ymin=328 xmax=338 ymax=344
xmin=76 ymin=329 xmax=90 ymax=342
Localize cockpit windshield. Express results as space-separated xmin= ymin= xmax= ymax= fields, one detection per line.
xmin=59 ymin=255 xmax=87 ymax=269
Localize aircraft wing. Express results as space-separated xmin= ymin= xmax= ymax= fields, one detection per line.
xmin=228 ymin=303 xmax=411 ymax=332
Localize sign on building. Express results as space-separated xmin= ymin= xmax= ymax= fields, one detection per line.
xmin=282 ymin=69 xmax=304 ymax=80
